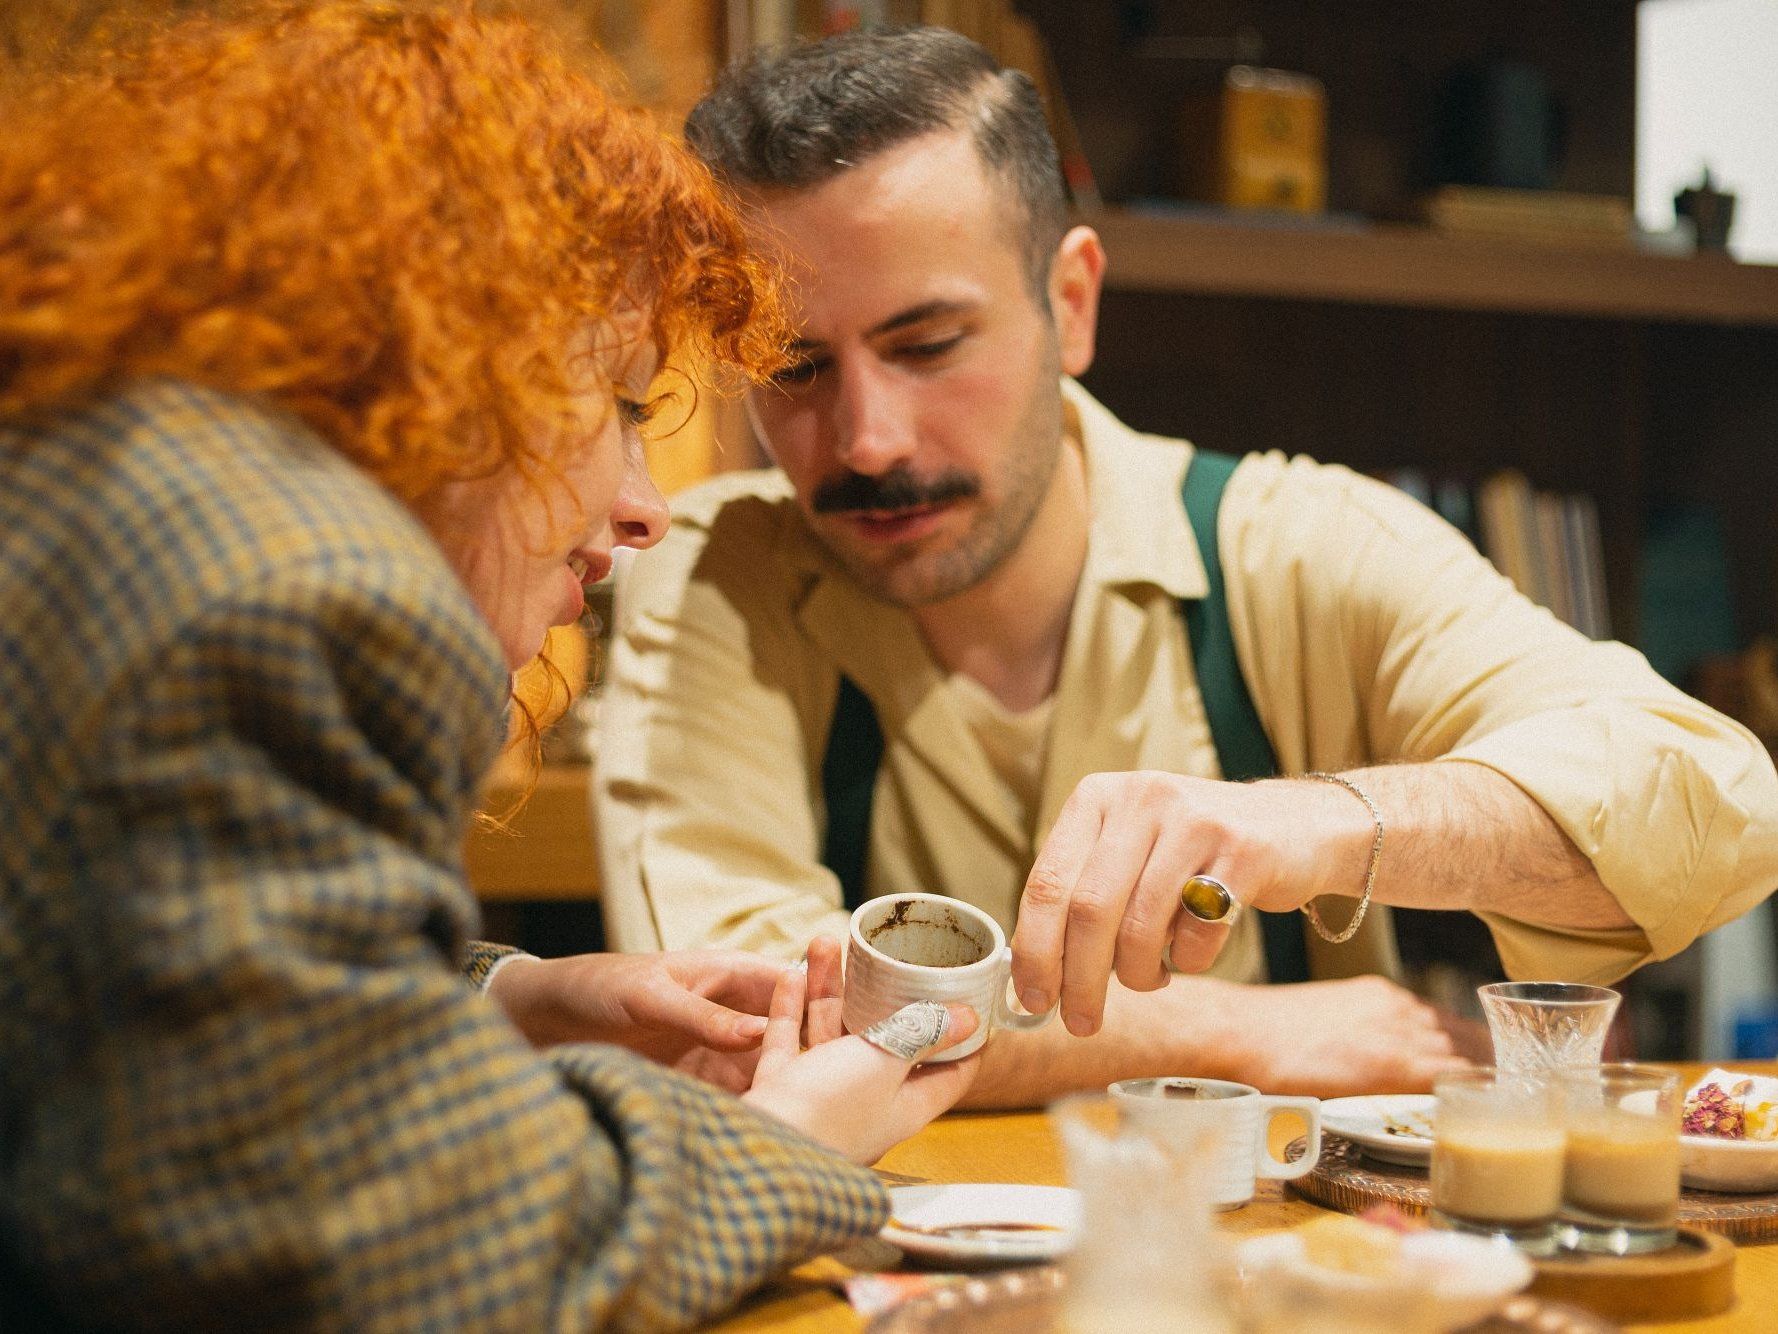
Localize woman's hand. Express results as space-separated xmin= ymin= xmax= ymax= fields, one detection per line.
xmin=486 ymin=948 xmax=791 ymax=1091
xmin=742 ymin=937 xmax=980 ymax=1164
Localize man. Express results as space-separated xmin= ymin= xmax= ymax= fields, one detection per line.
xmin=595 ymin=27 xmax=1778 ymax=1106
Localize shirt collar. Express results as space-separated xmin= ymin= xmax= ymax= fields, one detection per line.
xmin=1065 ymin=378 xmax=1207 ymax=602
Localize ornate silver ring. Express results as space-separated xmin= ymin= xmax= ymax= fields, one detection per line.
xmin=860 ymin=1000 xmax=953 ymax=1062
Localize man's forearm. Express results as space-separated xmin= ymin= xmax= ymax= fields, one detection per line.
xmin=957 ymin=976 xmax=1249 ymax=1109
xmin=958 ymin=972 xmax=1471 ymax=1108
xmin=1309 ymin=762 xmax=1633 ymax=931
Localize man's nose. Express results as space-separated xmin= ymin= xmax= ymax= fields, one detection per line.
xmin=832 ymin=362 xmax=915 ymax=476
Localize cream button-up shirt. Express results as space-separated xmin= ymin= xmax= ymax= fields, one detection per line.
xmin=596 ymin=381 xmax=1778 ymax=985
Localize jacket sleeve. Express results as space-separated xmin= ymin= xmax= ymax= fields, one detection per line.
xmin=13 ymin=556 xmax=885 ymax=1333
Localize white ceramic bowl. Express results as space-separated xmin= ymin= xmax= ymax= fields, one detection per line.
xmin=1681 ymin=1133 xmax=1778 ymax=1193
xmin=1237 ymin=1229 xmax=1532 ymax=1334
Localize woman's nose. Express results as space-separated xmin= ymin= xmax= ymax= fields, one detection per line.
xmin=612 ymin=432 xmax=669 ymax=551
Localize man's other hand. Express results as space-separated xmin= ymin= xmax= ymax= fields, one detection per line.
xmin=1208 ymin=974 xmax=1471 ymax=1096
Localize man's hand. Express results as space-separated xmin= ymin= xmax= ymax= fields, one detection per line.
xmin=1207 ymin=975 xmax=1471 ymax=1096
xmin=955 ymin=972 xmax=1471 ymax=1108
xmin=487 ymin=947 xmax=795 ymax=1091
xmin=743 ymin=941 xmax=980 ymax=1164
xmin=1009 ymin=770 xmax=1372 ymax=1035
xmin=1010 ymin=763 xmax=1627 ymax=1040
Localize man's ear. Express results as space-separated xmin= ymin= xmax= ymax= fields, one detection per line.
xmin=1047 ymin=226 xmax=1105 ymax=379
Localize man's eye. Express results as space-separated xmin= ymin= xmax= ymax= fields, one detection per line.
xmin=901 ymin=334 xmax=964 ymax=360
xmin=617 ymin=396 xmax=657 ymax=428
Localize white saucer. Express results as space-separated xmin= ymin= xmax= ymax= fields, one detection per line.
xmin=881 ymin=1184 xmax=1080 ymax=1265
xmin=1320 ymin=1094 xmax=1436 ymax=1167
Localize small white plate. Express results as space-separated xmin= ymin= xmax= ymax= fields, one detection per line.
xmin=881 ymin=1184 xmax=1080 ymax=1265
xmin=1681 ymin=1133 xmax=1778 ymax=1193
xmin=1321 ymin=1094 xmax=1436 ymax=1167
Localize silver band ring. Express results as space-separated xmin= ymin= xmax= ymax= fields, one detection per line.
xmin=860 ymin=1000 xmax=952 ymax=1062
xmin=1180 ymin=874 xmax=1239 ymax=924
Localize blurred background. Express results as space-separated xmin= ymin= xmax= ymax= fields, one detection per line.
xmin=11 ymin=0 xmax=1774 ymax=1060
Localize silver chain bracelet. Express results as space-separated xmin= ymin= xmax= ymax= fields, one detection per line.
xmin=1299 ymin=771 xmax=1384 ymax=945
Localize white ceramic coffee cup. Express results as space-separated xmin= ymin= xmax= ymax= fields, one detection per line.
xmin=1108 ymin=1076 xmax=1323 ymax=1209
xmin=843 ymin=892 xmax=1054 ymax=1062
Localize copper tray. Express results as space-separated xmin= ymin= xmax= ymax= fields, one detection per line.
xmin=1295 ymin=1134 xmax=1778 ymax=1243
xmin=863 ymin=1265 xmax=1615 ymax=1333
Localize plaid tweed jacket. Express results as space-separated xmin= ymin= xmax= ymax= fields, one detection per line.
xmin=0 ymin=381 xmax=886 ymax=1331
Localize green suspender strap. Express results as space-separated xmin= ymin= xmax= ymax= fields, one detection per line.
xmin=819 ymin=447 xmax=1312 ymax=983
xmin=1179 ymin=449 xmax=1311 ymax=985
xmin=820 ymin=674 xmax=884 ymax=913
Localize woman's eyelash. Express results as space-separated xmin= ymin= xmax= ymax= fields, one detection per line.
xmin=617 ymin=396 xmax=658 ymax=427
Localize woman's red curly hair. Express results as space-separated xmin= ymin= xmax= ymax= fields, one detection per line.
xmin=0 ymin=0 xmax=787 ymax=498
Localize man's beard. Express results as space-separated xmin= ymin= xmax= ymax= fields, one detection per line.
xmin=807 ymin=359 xmax=1065 ymax=608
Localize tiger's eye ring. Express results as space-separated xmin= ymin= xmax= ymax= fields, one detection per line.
xmin=1180 ymin=874 xmax=1238 ymax=924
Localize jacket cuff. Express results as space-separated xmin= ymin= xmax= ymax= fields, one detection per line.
xmin=463 ymin=940 xmax=526 ymax=989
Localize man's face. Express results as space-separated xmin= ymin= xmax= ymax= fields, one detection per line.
xmin=745 ymin=129 xmax=1071 ymax=607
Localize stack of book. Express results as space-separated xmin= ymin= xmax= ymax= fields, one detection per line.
xmin=1405 ymin=186 xmax=1635 ymax=251
xmin=1476 ymin=470 xmax=1611 ymax=639
xmin=1384 ymin=468 xmax=1610 ymax=639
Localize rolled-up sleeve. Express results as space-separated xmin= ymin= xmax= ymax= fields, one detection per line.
xmin=1223 ymin=452 xmax=1778 ymax=983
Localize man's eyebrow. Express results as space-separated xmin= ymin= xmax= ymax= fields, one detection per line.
xmin=869 ymin=299 xmax=973 ymax=337
xmin=786 ymin=300 xmax=975 ymax=355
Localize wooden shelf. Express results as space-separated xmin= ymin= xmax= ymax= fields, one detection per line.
xmin=464 ymin=762 xmax=599 ymax=902
xmin=1090 ymin=210 xmax=1778 ymax=326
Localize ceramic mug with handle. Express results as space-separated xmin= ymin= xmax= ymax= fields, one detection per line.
xmin=1109 ymin=1076 xmax=1323 ymax=1209
xmin=843 ymin=892 xmax=1054 ymax=1063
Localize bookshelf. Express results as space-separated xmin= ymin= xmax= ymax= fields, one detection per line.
xmin=467 ymin=1 xmax=1775 ymax=1056
xmin=1090 ymin=210 xmax=1778 ymax=326
xmin=558 ymin=0 xmax=1778 ymax=714
xmin=1015 ymin=1 xmax=1778 ymax=657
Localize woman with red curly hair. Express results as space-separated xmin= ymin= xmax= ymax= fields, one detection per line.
xmin=0 ymin=4 xmax=979 ymax=1329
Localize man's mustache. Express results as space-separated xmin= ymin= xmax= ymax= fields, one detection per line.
xmin=811 ymin=467 xmax=979 ymax=515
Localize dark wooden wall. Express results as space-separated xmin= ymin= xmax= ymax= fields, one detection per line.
xmin=1021 ymin=0 xmax=1640 ymax=213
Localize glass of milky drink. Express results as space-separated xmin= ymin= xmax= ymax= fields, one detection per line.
xmin=1431 ymin=1068 xmax=1566 ymax=1256
xmin=1555 ymin=1063 xmax=1683 ymax=1255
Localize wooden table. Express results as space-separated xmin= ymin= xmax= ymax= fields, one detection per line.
xmin=707 ymin=1064 xmax=1778 ymax=1332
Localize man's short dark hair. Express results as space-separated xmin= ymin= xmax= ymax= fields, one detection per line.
xmin=685 ymin=26 xmax=1069 ymax=294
